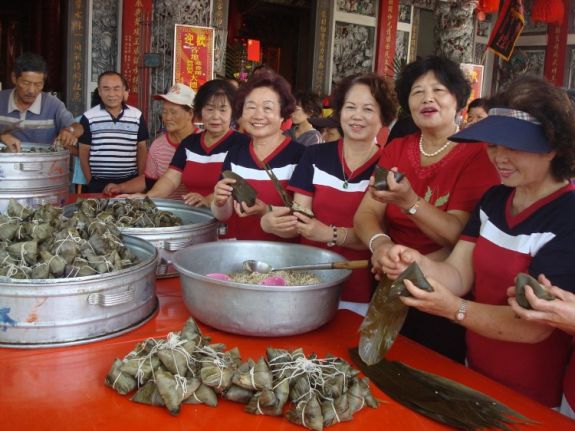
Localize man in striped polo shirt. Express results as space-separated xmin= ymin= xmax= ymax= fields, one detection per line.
xmin=78 ymin=71 xmax=149 ymax=193
xmin=0 ymin=52 xmax=82 ymax=152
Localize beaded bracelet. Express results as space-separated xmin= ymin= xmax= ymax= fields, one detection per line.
xmin=327 ymin=225 xmax=338 ymax=247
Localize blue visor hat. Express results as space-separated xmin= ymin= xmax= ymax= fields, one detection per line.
xmin=450 ymin=108 xmax=552 ymax=153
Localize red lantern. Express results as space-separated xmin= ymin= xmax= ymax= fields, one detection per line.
xmin=531 ymin=0 xmax=564 ymax=24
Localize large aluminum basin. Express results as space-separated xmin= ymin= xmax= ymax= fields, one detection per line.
xmin=0 ymin=235 xmax=158 ymax=348
xmin=173 ymin=241 xmax=351 ymax=337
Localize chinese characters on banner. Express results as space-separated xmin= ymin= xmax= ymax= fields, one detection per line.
xmin=121 ymin=0 xmax=153 ymax=107
xmin=173 ymin=25 xmax=214 ymax=92
xmin=544 ymin=9 xmax=569 ymax=86
xmin=375 ymin=0 xmax=399 ymax=77
xmin=66 ymin=0 xmax=86 ymax=116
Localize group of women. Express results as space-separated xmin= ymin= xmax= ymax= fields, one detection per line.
xmin=116 ymin=56 xmax=575 ymax=417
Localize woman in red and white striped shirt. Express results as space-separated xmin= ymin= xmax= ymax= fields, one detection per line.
xmin=104 ymin=83 xmax=196 ymax=198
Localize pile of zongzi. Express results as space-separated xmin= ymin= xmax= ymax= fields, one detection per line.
xmin=74 ymin=197 xmax=182 ymax=228
xmin=105 ymin=317 xmax=378 ymax=430
xmin=0 ymin=199 xmax=138 ymax=279
xmin=0 ymin=146 xmax=56 ymax=153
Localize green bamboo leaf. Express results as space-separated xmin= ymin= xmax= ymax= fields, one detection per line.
xmin=434 ymin=193 xmax=450 ymax=207
xmin=423 ymin=187 xmax=432 ymax=202
xmin=350 ymin=348 xmax=536 ymax=431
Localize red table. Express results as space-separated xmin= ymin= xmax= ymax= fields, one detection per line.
xmin=1 ymin=277 xmax=573 ymax=431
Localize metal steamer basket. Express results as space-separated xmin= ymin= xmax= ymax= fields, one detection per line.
xmin=63 ymin=199 xmax=219 ymax=278
xmin=0 ymin=235 xmax=158 ymax=348
xmin=173 ymin=241 xmax=351 ymax=337
xmin=0 ymin=143 xmax=69 ymax=212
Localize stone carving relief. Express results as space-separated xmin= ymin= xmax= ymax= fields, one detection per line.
xmin=91 ymin=0 xmax=118 ymax=82
xmin=434 ymin=0 xmax=475 ymax=63
xmin=332 ymin=22 xmax=375 ymax=84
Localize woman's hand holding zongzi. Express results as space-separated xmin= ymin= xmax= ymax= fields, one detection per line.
xmin=508 ymin=275 xmax=575 ymax=335
xmin=400 ymin=278 xmax=461 ymax=321
xmin=213 ymin=178 xmax=234 ymax=207
xmin=294 ymin=211 xmax=330 ymax=243
xmin=369 ymin=168 xmax=417 ymax=210
xmin=234 ymin=198 xmax=267 ymax=218
xmin=261 ymin=206 xmax=298 ymax=238
xmin=377 ymin=244 xmax=421 ymax=279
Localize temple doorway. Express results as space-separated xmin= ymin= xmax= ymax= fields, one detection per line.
xmin=228 ymin=0 xmax=315 ymax=91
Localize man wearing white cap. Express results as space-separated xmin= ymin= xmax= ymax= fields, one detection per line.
xmin=78 ymin=71 xmax=150 ymax=193
xmin=102 ymin=83 xmax=196 ymax=197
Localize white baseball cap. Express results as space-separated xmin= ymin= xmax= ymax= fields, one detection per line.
xmin=153 ymin=83 xmax=195 ymax=108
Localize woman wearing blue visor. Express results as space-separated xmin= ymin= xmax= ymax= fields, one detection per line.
xmin=377 ymin=75 xmax=575 ymax=411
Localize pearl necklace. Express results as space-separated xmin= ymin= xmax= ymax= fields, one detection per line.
xmin=419 ymin=134 xmax=455 ymax=158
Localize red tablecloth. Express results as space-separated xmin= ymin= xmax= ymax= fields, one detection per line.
xmin=1 ymin=277 xmax=573 ymax=431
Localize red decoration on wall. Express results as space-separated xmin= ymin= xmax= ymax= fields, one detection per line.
xmin=543 ymin=0 xmax=569 ymax=85
xmin=247 ymin=39 xmax=261 ymax=62
xmin=121 ymin=0 xmax=153 ymax=107
xmin=374 ymin=0 xmax=399 ymax=77
xmin=477 ymin=0 xmax=501 ymax=14
xmin=531 ymin=0 xmax=564 ymax=24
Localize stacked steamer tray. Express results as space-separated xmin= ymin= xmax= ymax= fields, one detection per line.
xmin=63 ymin=198 xmax=220 ymax=277
xmin=0 ymin=200 xmax=159 ymax=348
xmin=0 ymin=143 xmax=69 ymax=212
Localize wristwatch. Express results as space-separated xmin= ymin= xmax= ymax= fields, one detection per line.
xmin=405 ymin=197 xmax=421 ymax=215
xmin=454 ymin=299 xmax=468 ymax=322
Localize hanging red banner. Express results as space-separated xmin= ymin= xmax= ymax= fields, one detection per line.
xmin=487 ymin=0 xmax=525 ymax=61
xmin=173 ymin=25 xmax=214 ymax=92
xmin=375 ymin=0 xmax=399 ymax=77
xmin=121 ymin=0 xmax=153 ymax=106
xmin=543 ymin=0 xmax=570 ymax=86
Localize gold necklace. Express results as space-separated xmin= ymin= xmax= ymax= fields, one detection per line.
xmin=341 ymin=145 xmax=377 ymax=189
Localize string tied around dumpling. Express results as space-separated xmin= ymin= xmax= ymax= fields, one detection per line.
xmin=111 ymin=368 xmax=126 ymax=391
xmin=65 ymin=265 xmax=80 ymax=278
xmin=149 ymin=332 xmax=194 ymax=376
xmin=328 ymin=400 xmax=341 ymax=423
xmin=117 ymin=215 xmax=133 ymax=227
xmin=102 ymin=230 xmax=124 ymax=248
xmin=15 ymin=224 xmax=25 ymax=240
xmin=54 ymin=231 xmax=83 ymax=255
xmin=249 ymin=363 xmax=258 ymax=389
xmin=6 ymin=262 xmax=28 ymax=279
xmin=273 ymin=355 xmax=346 ymax=402
xmin=255 ymin=397 xmax=264 ymax=415
xmin=298 ymin=399 xmax=308 ymax=428
xmin=204 ymin=356 xmax=228 ymax=389
xmin=88 ymin=220 xmax=107 ymax=235
xmin=1 ymin=254 xmax=15 ymax=266
xmin=19 ymin=241 xmax=29 ymax=265
xmin=174 ymin=373 xmax=188 ymax=395
xmin=348 ymin=388 xmax=366 ymax=412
